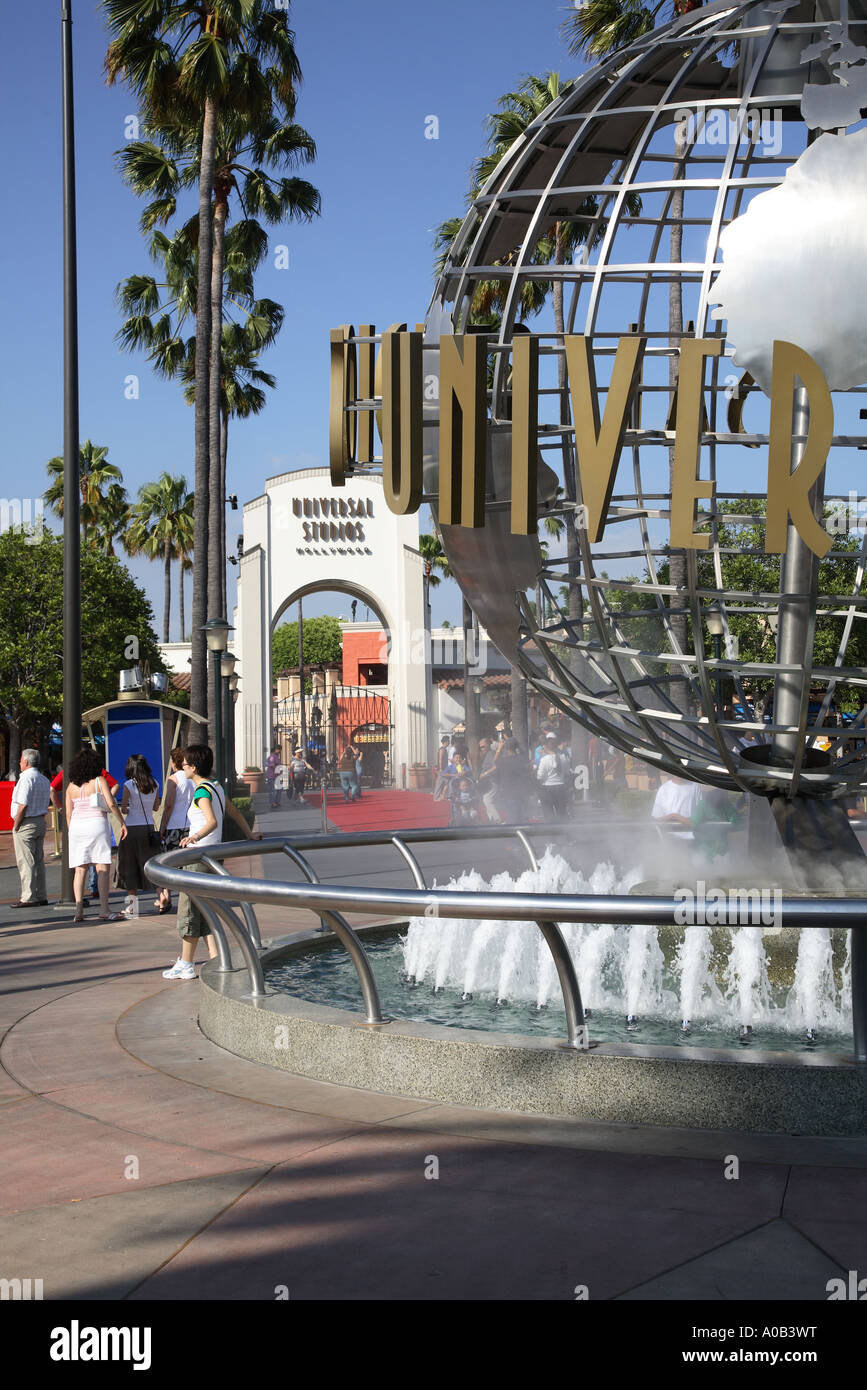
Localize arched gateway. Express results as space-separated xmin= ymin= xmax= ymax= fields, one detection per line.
xmin=235 ymin=467 xmax=429 ymax=778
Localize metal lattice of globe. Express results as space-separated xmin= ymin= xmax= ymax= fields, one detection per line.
xmin=428 ymin=0 xmax=867 ymax=799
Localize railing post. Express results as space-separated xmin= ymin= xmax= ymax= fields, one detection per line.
xmin=391 ymin=836 xmax=428 ymax=889
xmin=190 ymin=898 xmax=234 ymax=973
xmin=536 ymin=919 xmax=588 ymax=1050
xmin=208 ymin=900 xmax=267 ymax=997
xmin=201 ymin=854 xmax=263 ymax=950
xmin=319 ymin=910 xmax=385 ymax=1024
xmin=852 ymin=926 xmax=867 ymax=1063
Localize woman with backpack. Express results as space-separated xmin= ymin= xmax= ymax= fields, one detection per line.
xmin=162 ymin=744 xmax=261 ymax=981
xmin=117 ymin=754 xmax=161 ymax=917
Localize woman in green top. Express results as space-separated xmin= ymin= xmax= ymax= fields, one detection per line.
xmin=161 ymin=744 xmax=261 ymax=981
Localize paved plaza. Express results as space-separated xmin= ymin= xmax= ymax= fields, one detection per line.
xmin=1 ymin=794 xmax=865 ymax=1304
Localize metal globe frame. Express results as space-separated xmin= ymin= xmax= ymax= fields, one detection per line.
xmin=429 ymin=0 xmax=867 ymax=799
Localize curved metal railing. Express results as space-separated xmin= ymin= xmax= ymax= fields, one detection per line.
xmin=145 ymin=823 xmax=867 ymax=1059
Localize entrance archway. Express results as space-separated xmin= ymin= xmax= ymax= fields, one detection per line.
xmin=235 ymin=467 xmax=429 ymax=779
xmin=272 ymin=583 xmax=394 ymax=785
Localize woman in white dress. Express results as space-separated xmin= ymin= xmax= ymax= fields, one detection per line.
xmin=155 ymin=747 xmax=194 ymax=914
xmin=65 ymin=747 xmax=127 ymax=922
xmin=117 ymin=754 xmax=161 ymax=917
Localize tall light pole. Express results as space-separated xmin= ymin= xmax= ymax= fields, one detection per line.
xmin=203 ymin=619 xmax=231 ymax=786
xmin=61 ymin=0 xmax=81 ymax=904
xmin=298 ymin=595 xmax=307 ymax=755
xmin=228 ymin=670 xmax=239 ymax=789
xmin=705 ymin=601 xmax=725 ymax=714
xmin=221 ymin=650 xmax=236 ymax=789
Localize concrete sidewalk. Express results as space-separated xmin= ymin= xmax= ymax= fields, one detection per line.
xmin=1 ymin=799 xmax=865 ymax=1301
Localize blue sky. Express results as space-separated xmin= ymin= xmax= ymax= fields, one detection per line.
xmin=0 ymin=0 xmax=582 ymax=635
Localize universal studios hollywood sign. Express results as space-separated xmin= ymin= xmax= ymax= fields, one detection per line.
xmin=329 ymin=325 xmax=836 ymax=560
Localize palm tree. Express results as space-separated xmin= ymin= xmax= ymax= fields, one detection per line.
xmin=217 ymin=326 xmax=276 ymax=615
xmin=563 ymin=2 xmax=704 ymax=709
xmin=418 ymin=532 xmax=451 ymax=612
xmin=177 ymin=551 xmax=193 ymax=641
xmin=96 ymin=483 xmax=132 ymax=558
xmin=120 ymin=107 xmax=318 ymax=631
xmin=117 ymin=219 xmax=282 ymax=624
xmin=103 ymin=0 xmax=310 ymax=721
xmin=126 ymin=473 xmax=194 ymax=644
xmin=183 ymin=320 xmax=277 ymax=617
xmin=45 ymin=441 xmax=126 ymax=552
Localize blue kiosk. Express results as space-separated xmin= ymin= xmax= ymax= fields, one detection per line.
xmin=82 ymin=696 xmax=206 ymax=796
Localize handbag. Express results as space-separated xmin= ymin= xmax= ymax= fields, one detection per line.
xmin=133 ymin=784 xmax=161 ymax=850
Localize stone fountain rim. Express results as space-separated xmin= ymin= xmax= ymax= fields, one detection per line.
xmin=196 ymin=925 xmax=867 ymax=1134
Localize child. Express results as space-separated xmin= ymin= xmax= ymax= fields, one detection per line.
xmin=449 ymin=775 xmax=481 ymax=826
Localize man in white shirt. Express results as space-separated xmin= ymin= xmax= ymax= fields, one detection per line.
xmin=10 ymin=749 xmax=51 ymax=907
xmin=651 ymin=775 xmax=703 ymax=839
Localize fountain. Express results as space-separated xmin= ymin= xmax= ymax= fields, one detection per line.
xmin=150 ymin=0 xmax=867 ymax=1137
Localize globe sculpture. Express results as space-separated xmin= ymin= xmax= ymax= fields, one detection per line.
xmin=428 ymin=0 xmax=867 ymax=801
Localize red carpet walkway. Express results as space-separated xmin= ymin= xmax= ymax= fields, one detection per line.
xmin=301 ymin=787 xmax=451 ymax=832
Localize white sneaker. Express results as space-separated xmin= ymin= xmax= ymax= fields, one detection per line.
xmin=162 ymin=959 xmax=196 ymax=980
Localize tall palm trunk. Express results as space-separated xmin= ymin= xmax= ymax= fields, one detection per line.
xmin=191 ymin=96 xmax=217 ymax=725
xmin=163 ymin=536 xmax=172 ymax=644
xmin=208 ymin=191 xmax=228 ymax=633
xmin=179 ymin=562 xmax=186 ymax=643
xmin=667 ymin=123 xmax=689 ymax=713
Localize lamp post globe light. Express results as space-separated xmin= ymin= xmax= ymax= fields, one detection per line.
xmin=202 ymin=619 xmax=232 ymax=787
xmin=704 ymin=602 xmax=725 ymax=715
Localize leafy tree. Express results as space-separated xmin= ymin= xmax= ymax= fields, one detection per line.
xmin=0 ymin=531 xmax=164 ymax=774
xmin=272 ymin=616 xmax=343 ymax=678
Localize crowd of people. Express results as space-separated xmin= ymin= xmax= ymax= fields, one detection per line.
xmin=432 ymin=724 xmax=579 ymax=825
xmin=8 ymin=743 xmax=260 ymax=982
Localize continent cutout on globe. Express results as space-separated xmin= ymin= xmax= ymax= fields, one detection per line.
xmin=709 ymin=128 xmax=867 ymax=396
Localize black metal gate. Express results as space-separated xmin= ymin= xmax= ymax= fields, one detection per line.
xmin=274 ymin=685 xmax=394 ymax=787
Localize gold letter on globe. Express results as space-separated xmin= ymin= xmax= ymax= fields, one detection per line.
xmin=765 ymin=341 xmax=833 ymax=558
xmin=439 ymin=335 xmax=488 ymax=528
xmin=565 ymin=335 xmax=645 ymax=542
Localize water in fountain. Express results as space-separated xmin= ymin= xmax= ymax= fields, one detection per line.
xmin=397 ymin=849 xmax=852 ymax=1047
xmin=787 ymin=927 xmax=837 ymax=1037
xmin=723 ymin=927 xmax=774 ymax=1035
xmin=674 ymin=926 xmax=721 ymax=1030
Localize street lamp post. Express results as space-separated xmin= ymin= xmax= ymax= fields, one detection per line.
xmin=227 ymin=669 xmax=239 ymax=790
xmin=705 ymin=602 xmax=725 ymax=714
xmin=203 ymin=619 xmax=231 ymax=786
xmin=61 ymin=0 xmax=81 ymax=904
xmin=298 ymin=595 xmax=307 ymax=757
xmin=221 ymin=651 xmax=236 ymax=791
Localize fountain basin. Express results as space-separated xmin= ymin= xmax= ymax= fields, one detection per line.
xmin=198 ymin=925 xmax=867 ymax=1137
